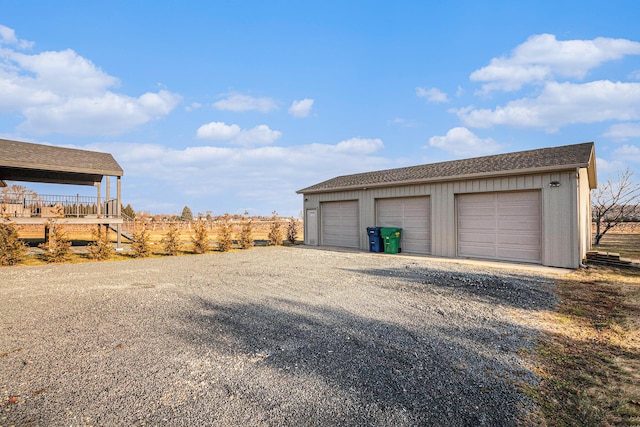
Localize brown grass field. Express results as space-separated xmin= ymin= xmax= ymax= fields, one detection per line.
xmin=521 ymin=263 xmax=640 ymax=426
xmin=592 ymin=222 xmax=640 ymax=261
xmin=521 ymin=228 xmax=640 ymax=425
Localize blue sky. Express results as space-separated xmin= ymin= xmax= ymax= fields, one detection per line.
xmin=1 ymin=1 xmax=639 ymax=217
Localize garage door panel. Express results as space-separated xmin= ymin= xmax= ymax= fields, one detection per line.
xmin=376 ymin=197 xmax=430 ymax=254
xmin=460 ymin=218 xmax=496 ymax=230
xmin=458 ymin=191 xmax=541 ymax=263
xmin=459 ymin=243 xmax=496 ymax=258
xmin=460 ymin=206 xmax=496 ymax=217
xmin=403 ymin=218 xmax=428 ymax=228
xmin=496 ymin=246 xmax=540 ymax=261
xmin=459 ymin=232 xmax=496 ymax=244
xmin=498 ymin=206 xmax=537 ymax=216
xmin=497 ymin=233 xmax=541 ymax=246
xmin=321 ymin=201 xmax=359 ymax=248
xmin=498 ymin=219 xmax=541 ymax=231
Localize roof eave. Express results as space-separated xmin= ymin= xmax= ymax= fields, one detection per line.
xmin=298 ymin=163 xmax=591 ymax=194
xmin=0 ymin=160 xmax=123 ymax=177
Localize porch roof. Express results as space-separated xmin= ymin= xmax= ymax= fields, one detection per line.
xmin=0 ymin=139 xmax=123 ymax=186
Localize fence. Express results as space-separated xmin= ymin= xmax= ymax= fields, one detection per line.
xmin=0 ymin=193 xmax=120 ymax=219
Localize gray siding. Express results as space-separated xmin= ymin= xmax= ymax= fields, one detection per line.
xmin=302 ymin=169 xmax=586 ymax=268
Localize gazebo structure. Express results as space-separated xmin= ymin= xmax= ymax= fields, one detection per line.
xmin=0 ymin=138 xmax=125 ymax=247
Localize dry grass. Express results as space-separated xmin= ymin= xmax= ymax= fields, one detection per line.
xmin=594 ymin=233 xmax=640 ymax=261
xmin=518 ymin=263 xmax=640 ymax=425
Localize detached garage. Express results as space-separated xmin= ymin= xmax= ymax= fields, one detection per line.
xmin=297 ymin=142 xmax=597 ymax=269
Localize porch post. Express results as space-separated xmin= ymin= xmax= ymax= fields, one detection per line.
xmin=106 ymin=176 xmax=111 ymax=216
xmin=116 ymin=176 xmax=122 ymax=249
xmin=96 ymin=181 xmax=101 ymax=217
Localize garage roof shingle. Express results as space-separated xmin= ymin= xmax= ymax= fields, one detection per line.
xmin=298 ymin=142 xmax=596 ymax=194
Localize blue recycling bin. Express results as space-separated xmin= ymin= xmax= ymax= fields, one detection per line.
xmin=367 ymin=227 xmax=383 ymax=253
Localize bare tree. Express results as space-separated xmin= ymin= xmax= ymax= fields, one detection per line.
xmin=1 ymin=184 xmax=38 ymax=203
xmin=592 ymin=167 xmax=640 ymax=245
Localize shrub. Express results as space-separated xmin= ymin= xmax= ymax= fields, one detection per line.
xmin=161 ymin=222 xmax=181 ymax=255
xmin=191 ymin=220 xmax=210 ymax=254
xmin=38 ymin=221 xmax=71 ymax=263
xmin=217 ymin=213 xmax=234 ymax=252
xmin=131 ymin=225 xmax=152 ymax=258
xmin=287 ymin=217 xmax=298 ymax=244
xmin=239 ymin=212 xmax=254 ymax=250
xmin=0 ymin=221 xmax=27 ymax=266
xmin=268 ymin=211 xmax=284 ymax=246
xmin=88 ymin=226 xmax=115 ymax=261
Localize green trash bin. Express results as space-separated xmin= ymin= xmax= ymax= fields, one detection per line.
xmin=380 ymin=227 xmax=402 ymax=254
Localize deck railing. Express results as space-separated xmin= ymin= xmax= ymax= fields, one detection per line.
xmin=0 ymin=193 xmax=120 ymax=219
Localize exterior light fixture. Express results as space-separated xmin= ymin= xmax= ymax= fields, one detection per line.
xmin=549 ymin=181 xmax=561 ymax=187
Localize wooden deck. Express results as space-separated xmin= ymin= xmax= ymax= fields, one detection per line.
xmin=2 ymin=193 xmax=121 ymax=223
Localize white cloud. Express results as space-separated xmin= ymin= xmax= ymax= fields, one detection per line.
xmin=613 ymin=144 xmax=640 ymax=163
xmin=235 ymin=124 xmax=282 ymax=146
xmin=602 ymin=122 xmax=640 ymax=141
xmin=335 ymin=137 xmax=384 ymax=154
xmin=196 ymin=121 xmax=281 ymax=146
xmin=185 ymin=102 xmax=202 ymax=111
xmin=416 ymin=86 xmax=449 ymax=103
xmin=0 ymin=25 xmax=181 ymax=136
xmin=428 ymin=127 xmax=503 ymax=157
xmin=389 ymin=117 xmax=418 ymax=127
xmin=0 ymin=24 xmax=33 ymax=49
xmin=471 ymin=34 xmax=640 ymax=92
xmin=596 ymin=157 xmax=626 ymax=174
xmin=196 ymin=121 xmax=241 ymax=140
xmin=288 ymin=98 xmax=314 ymax=117
xmin=213 ymin=93 xmax=278 ymax=113
xmin=456 ymin=81 xmax=640 ymax=131
xmin=86 ymin=138 xmax=392 ymax=216
xmin=18 ymin=90 xmax=181 ymax=136
xmin=10 ymin=49 xmax=118 ymax=97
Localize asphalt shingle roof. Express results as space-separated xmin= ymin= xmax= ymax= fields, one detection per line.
xmin=298 ymin=142 xmax=595 ymax=194
xmin=0 ymin=139 xmax=123 ymax=179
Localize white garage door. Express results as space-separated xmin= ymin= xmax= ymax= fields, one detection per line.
xmin=321 ymin=201 xmax=359 ymax=248
xmin=457 ymin=191 xmax=541 ymax=263
xmin=376 ymin=197 xmax=431 ymax=254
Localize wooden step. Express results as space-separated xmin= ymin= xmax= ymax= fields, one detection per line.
xmin=585 ymin=251 xmax=635 ymax=268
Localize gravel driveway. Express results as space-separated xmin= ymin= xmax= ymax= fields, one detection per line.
xmin=0 ymin=246 xmax=557 ymax=426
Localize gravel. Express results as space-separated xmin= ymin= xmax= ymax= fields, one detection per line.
xmin=0 ymin=246 xmax=557 ymax=426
